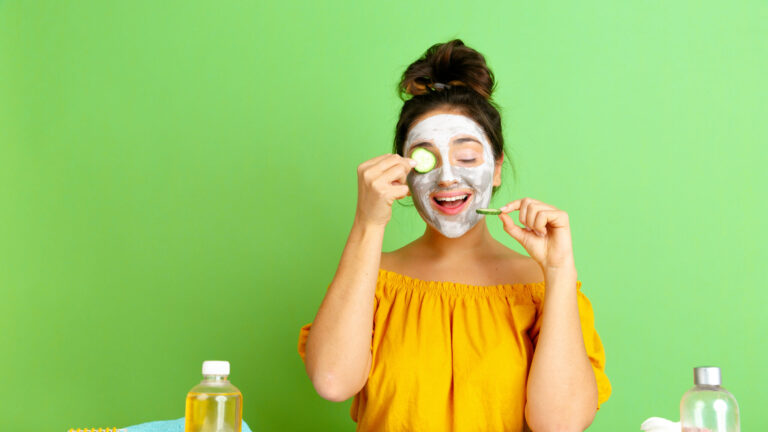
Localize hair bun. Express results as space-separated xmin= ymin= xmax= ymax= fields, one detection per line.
xmin=399 ymin=39 xmax=495 ymax=100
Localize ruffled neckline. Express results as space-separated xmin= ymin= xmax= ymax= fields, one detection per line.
xmin=377 ymin=268 xmax=546 ymax=298
xmin=379 ymin=268 xmax=545 ymax=288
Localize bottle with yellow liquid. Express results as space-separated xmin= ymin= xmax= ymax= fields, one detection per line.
xmin=185 ymin=360 xmax=243 ymax=432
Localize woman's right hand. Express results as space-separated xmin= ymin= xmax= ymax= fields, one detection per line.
xmin=354 ymin=154 xmax=416 ymax=227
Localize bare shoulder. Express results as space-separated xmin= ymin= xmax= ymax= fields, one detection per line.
xmin=494 ymin=246 xmax=545 ymax=285
xmin=380 ymin=246 xmax=408 ymax=270
xmin=381 ymin=242 xmax=421 ymax=274
xmin=512 ymin=256 xmax=545 ymax=284
xmin=383 ymin=241 xmax=544 ymax=285
xmin=380 ymin=250 xmax=395 ymax=269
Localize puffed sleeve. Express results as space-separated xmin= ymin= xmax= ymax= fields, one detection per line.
xmin=528 ymin=280 xmax=612 ymax=409
xmin=297 ymin=322 xmax=312 ymax=363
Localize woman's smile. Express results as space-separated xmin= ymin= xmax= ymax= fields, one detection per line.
xmin=430 ymin=189 xmax=474 ymax=215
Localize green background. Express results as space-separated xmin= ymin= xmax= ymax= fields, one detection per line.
xmin=1 ymin=0 xmax=766 ymax=430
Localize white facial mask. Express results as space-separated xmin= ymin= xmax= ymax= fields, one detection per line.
xmin=404 ymin=113 xmax=496 ymax=238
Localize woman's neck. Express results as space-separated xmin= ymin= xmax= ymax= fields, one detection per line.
xmin=416 ymin=219 xmax=497 ymax=259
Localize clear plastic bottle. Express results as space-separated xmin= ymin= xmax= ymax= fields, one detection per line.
xmin=680 ymin=366 xmax=740 ymax=432
xmin=185 ymin=360 xmax=243 ymax=432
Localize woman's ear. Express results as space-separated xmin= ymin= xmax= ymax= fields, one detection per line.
xmin=493 ymin=154 xmax=504 ymax=187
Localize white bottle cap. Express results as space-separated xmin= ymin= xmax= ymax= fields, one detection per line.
xmin=202 ymin=360 xmax=230 ymax=376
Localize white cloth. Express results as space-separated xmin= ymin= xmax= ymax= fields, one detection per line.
xmin=641 ymin=417 xmax=682 ymax=432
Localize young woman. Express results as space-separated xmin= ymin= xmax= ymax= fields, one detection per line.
xmin=298 ymin=39 xmax=611 ymax=431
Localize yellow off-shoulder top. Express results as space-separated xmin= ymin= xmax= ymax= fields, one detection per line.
xmin=298 ymin=269 xmax=611 ymax=431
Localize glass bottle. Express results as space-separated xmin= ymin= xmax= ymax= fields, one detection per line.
xmin=185 ymin=360 xmax=243 ymax=432
xmin=680 ymin=366 xmax=739 ymax=432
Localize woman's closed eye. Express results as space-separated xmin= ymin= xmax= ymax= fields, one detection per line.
xmin=452 ymin=143 xmax=484 ymax=166
xmin=453 ymin=152 xmax=481 ymax=165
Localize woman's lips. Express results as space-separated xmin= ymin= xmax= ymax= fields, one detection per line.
xmin=430 ymin=191 xmax=473 ymax=215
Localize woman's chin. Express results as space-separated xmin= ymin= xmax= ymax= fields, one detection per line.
xmin=423 ymin=217 xmax=483 ymax=239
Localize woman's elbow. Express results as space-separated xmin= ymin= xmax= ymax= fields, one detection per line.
xmin=525 ymin=419 xmax=592 ymax=432
xmin=309 ymin=370 xmax=362 ymax=402
xmin=525 ymin=404 xmax=596 ymax=432
xmin=304 ymin=346 xmax=371 ymax=402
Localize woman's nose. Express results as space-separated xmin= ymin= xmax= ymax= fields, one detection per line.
xmin=437 ymin=161 xmax=458 ymax=185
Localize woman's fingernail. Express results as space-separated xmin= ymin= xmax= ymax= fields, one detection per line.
xmin=408 ymin=159 xmax=418 ymax=166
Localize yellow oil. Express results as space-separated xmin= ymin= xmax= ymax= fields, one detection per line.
xmin=184 ymin=391 xmax=242 ymax=432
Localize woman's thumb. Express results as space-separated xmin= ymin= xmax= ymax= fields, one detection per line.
xmin=499 ymin=213 xmax=528 ymax=242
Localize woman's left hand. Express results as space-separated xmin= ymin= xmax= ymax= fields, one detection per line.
xmin=498 ymin=197 xmax=576 ymax=273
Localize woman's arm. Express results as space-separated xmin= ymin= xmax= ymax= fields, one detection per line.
xmin=498 ymin=198 xmax=599 ymax=431
xmin=524 ymin=268 xmax=599 ymax=432
xmin=303 ymin=221 xmax=383 ymax=402
xmin=303 ymin=154 xmax=413 ymax=402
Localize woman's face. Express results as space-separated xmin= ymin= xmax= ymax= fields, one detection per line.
xmin=404 ymin=111 xmax=502 ymax=238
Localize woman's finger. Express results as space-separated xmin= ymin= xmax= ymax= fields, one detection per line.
xmin=501 ymin=199 xmax=530 ymax=230
xmin=532 ymin=210 xmax=553 ymax=236
xmin=501 ymin=198 xmax=557 ymax=228
xmin=368 ymin=154 xmax=414 ymax=179
xmin=500 ymin=199 xmax=522 ymax=213
xmin=499 ymin=212 xmax=531 ymax=243
xmin=519 ymin=198 xmax=532 ymax=229
xmin=361 ymin=156 xmax=406 ymax=186
xmin=358 ymin=153 xmax=393 ymax=173
xmin=523 ymin=202 xmax=537 ymax=230
xmin=358 ymin=155 xmax=395 ymax=185
xmin=502 ymin=198 xmax=556 ymax=211
xmin=380 ymin=162 xmax=410 ymax=185
xmin=526 ymin=203 xmax=550 ymax=233
xmin=389 ymin=184 xmax=410 ymax=201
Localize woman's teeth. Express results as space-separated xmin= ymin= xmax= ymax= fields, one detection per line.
xmin=435 ymin=194 xmax=468 ymax=203
xmin=433 ymin=194 xmax=470 ymax=210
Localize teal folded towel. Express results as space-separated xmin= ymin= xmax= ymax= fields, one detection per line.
xmin=124 ymin=417 xmax=252 ymax=432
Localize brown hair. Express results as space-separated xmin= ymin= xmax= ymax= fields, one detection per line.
xmin=394 ymin=39 xmax=516 ymax=194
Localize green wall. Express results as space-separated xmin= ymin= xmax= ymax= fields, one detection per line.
xmin=1 ymin=1 xmax=766 ymax=430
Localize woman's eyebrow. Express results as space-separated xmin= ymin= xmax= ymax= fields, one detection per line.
xmin=411 ymin=141 xmax=436 ymax=149
xmin=452 ymin=136 xmax=481 ymax=145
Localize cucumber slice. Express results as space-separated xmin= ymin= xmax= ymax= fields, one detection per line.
xmin=476 ymin=208 xmax=502 ymax=215
xmin=410 ymin=147 xmax=437 ymax=173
